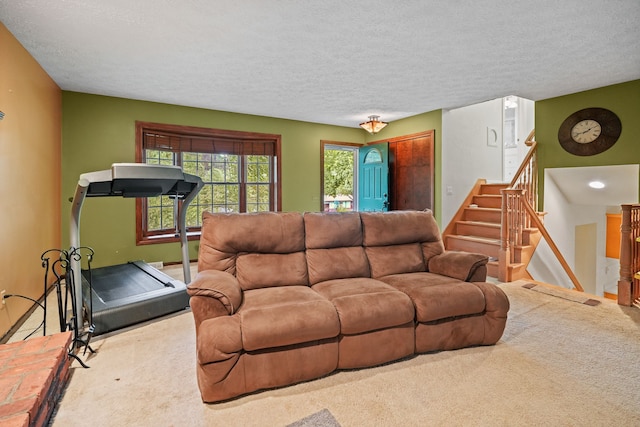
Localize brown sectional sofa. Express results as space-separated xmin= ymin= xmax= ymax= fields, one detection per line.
xmin=187 ymin=210 xmax=509 ymax=402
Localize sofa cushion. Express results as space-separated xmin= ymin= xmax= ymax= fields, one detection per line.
xmin=306 ymin=247 xmax=370 ymax=285
xmin=428 ymin=251 xmax=488 ymax=281
xmin=239 ymin=286 xmax=340 ymax=351
xmin=379 ymin=272 xmax=486 ymax=322
xmin=198 ymin=211 xmax=305 ymax=275
xmin=236 ymin=252 xmax=309 ymax=290
xmin=304 ymin=211 xmax=371 ymax=284
xmin=312 ymin=278 xmax=415 ymax=335
xmin=187 ymin=269 xmax=243 ymax=315
xmin=365 ymin=243 xmax=425 ymax=278
xmin=304 ymin=211 xmax=363 ymax=249
xmin=360 ymin=210 xmax=445 ymax=273
xmin=196 ymin=316 xmax=243 ymax=364
xmin=360 ymin=210 xmax=442 ymax=248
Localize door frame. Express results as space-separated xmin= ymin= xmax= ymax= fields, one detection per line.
xmin=367 ymin=130 xmax=435 ymax=211
xmin=320 ymin=140 xmax=362 ymax=212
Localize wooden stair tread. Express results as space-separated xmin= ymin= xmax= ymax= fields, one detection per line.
xmin=457 ymin=220 xmax=500 ymax=228
xmin=488 ymin=260 xmax=524 ymax=268
xmin=449 ymin=234 xmax=533 ymax=250
xmin=458 ymin=220 xmax=540 ymax=232
xmin=449 ymin=234 xmax=500 ymax=244
xmin=466 ymin=206 xmax=500 ymax=211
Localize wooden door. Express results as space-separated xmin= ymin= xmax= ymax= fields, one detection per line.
xmin=388 ymin=130 xmax=434 ymax=211
xmin=358 ymin=143 xmax=389 ymax=211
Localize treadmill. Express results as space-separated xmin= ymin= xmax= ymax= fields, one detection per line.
xmin=69 ymin=163 xmax=204 ymax=335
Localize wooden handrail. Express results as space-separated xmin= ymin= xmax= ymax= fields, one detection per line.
xmin=509 ymin=131 xmax=538 ymax=210
xmin=499 ymin=129 xmax=583 ymax=291
xmin=524 ymin=129 xmax=536 ymax=146
xmin=508 ymin=141 xmax=537 ymax=189
xmin=521 ymin=193 xmax=584 ymax=292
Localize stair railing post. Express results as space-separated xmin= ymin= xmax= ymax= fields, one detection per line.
xmin=633 ymin=205 xmax=640 ymax=304
xmin=617 ymin=204 xmax=632 ymax=306
xmin=499 ymin=188 xmax=511 ymax=282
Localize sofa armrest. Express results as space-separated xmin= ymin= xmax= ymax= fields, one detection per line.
xmin=428 ymin=251 xmax=488 ymax=281
xmin=187 ymin=270 xmax=243 ymax=327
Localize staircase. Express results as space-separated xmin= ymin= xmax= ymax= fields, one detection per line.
xmin=444 ymin=182 xmax=542 ymax=281
xmin=442 ymin=131 xmax=583 ymax=290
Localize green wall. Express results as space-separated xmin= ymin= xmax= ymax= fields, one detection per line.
xmin=62 ymin=80 xmax=638 ymax=269
xmin=535 ymin=79 xmax=640 ymax=206
xmin=62 ymin=92 xmax=442 ymax=268
xmin=364 ymin=110 xmax=443 ymax=220
xmin=62 ymin=92 xmax=365 ymax=267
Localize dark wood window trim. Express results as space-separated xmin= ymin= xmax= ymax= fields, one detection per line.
xmin=135 ymin=121 xmax=282 ymax=245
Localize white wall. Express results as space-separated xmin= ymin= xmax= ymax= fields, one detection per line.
xmin=528 ymin=170 xmax=616 ymax=296
xmin=516 ymin=97 xmax=535 ymax=158
xmin=441 ymin=96 xmax=535 ymax=227
xmin=441 ymin=98 xmax=503 ymax=227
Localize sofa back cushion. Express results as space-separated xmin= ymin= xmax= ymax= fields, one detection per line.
xmin=199 ymin=211 xmax=309 ymax=290
xmin=360 ymin=210 xmax=445 ymax=278
xmin=304 ymin=212 xmax=370 ymax=284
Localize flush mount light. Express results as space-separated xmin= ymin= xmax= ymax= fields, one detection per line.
xmin=588 ymin=180 xmax=605 ymax=189
xmin=359 ymin=115 xmax=388 ymax=134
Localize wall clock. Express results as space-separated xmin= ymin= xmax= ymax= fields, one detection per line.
xmin=557 ymin=107 xmax=622 ymax=156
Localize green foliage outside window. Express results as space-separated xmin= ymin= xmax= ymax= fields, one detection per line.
xmin=324 ymin=148 xmax=354 ymax=211
xmin=145 ymin=151 xmax=272 ymax=233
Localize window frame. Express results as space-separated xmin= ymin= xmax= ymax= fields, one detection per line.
xmin=135 ymin=121 xmax=282 ymax=245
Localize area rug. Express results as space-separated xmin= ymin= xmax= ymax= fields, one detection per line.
xmin=522 ymin=283 xmax=601 ymax=305
xmin=287 ymin=409 xmax=341 ymax=427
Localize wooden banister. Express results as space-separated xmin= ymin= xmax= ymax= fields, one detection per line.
xmin=499 ymin=129 xmax=583 ymax=291
xmin=521 ymin=193 xmax=584 ymax=292
xmin=508 ymin=141 xmax=537 ymax=189
xmin=509 ymin=132 xmax=538 ymax=210
xmin=618 ymin=204 xmax=640 ymax=306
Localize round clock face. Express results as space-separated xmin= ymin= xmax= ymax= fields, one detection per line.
xmin=571 ymin=119 xmax=602 ymax=144
xmin=558 ymin=108 xmax=622 ymax=156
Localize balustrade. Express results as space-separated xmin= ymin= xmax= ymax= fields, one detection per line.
xmin=618 ymin=204 xmax=640 ymax=306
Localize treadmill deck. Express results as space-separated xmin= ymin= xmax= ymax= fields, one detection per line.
xmin=81 ymin=261 xmax=189 ymax=335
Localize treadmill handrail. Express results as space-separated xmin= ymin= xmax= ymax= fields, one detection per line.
xmin=69 ymin=163 xmax=204 ymax=336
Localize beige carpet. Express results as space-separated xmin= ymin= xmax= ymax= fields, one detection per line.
xmin=51 ymin=281 xmax=640 ymax=426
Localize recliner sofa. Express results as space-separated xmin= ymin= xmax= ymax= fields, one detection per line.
xmin=187 ymin=210 xmax=509 ymax=402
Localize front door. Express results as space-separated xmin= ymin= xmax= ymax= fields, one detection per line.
xmin=358 ymin=143 xmax=389 ymax=211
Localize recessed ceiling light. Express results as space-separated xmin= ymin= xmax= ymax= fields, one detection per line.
xmin=588 ymin=180 xmax=605 ymax=189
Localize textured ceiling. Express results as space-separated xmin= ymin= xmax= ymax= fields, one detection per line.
xmin=1 ymin=0 xmax=639 ymax=128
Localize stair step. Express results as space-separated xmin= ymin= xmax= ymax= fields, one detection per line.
xmin=447 ymin=234 xmax=533 ymax=262
xmin=479 ymin=183 xmax=508 ymax=195
xmin=463 ymin=207 xmax=501 ymax=223
xmin=456 ymin=221 xmax=501 ymax=239
xmin=472 ymin=194 xmax=502 ymax=209
xmin=446 ymin=235 xmax=500 ymax=258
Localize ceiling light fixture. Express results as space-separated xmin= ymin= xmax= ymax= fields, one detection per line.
xmin=359 ymin=115 xmax=388 ymax=134
xmin=588 ymin=180 xmax=605 ymax=189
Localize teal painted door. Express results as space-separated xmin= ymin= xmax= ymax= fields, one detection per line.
xmin=358 ymin=143 xmax=389 ymax=211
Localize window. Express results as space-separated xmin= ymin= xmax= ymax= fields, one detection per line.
xmin=136 ymin=122 xmax=281 ymax=245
